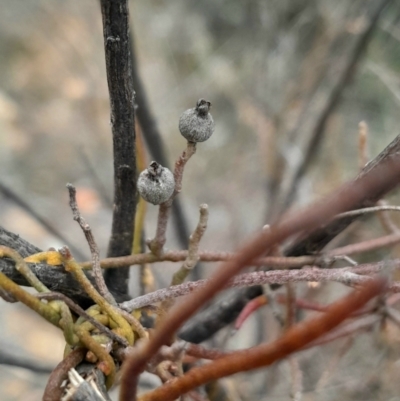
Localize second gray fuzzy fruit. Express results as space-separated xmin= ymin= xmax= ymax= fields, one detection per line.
xmin=179 ymin=99 xmax=214 ymax=142
xmin=137 ymin=161 xmax=175 ymax=205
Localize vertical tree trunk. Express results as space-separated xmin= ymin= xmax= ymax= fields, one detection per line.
xmin=100 ymin=0 xmax=137 ymax=300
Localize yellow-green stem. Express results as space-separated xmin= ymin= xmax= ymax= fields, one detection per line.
xmin=74 ymin=325 xmax=116 ymax=388
xmin=0 ymin=272 xmax=60 ymax=326
xmin=62 ymin=254 xmax=134 ymax=345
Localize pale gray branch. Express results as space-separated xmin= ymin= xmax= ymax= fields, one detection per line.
xmin=121 ymin=260 xmax=400 ymax=312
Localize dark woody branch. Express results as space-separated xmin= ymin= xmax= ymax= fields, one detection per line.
xmin=0 ymin=226 xmax=93 ymax=307
xmin=100 ymin=0 xmax=137 ymax=301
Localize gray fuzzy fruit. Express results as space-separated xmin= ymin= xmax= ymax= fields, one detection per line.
xmin=137 ymin=161 xmax=175 ymax=205
xmin=179 ymin=99 xmax=214 ymax=142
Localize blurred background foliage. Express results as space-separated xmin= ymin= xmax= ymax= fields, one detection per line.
xmin=1 ymin=1 xmax=400 ymax=400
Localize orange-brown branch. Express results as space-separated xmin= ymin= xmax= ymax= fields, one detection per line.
xmin=139 ymin=278 xmax=386 ymax=401
xmin=119 ymin=155 xmax=400 ymax=401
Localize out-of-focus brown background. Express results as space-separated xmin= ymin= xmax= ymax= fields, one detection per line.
xmin=1 ymin=1 xmax=400 ymax=400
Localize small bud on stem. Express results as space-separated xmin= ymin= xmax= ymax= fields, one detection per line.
xmin=137 ymin=162 xmax=175 ymax=205
xmin=179 ymin=99 xmax=215 ymax=143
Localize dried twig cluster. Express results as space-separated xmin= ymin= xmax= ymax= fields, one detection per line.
xmin=1 ymin=1 xmax=400 ymax=401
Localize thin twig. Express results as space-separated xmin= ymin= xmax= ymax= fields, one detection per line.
xmin=67 ymin=184 xmax=115 ymax=305
xmin=81 ymin=251 xmax=317 ymax=269
xmin=121 ymin=260 xmax=400 ymax=312
xmin=0 ymin=181 xmax=86 ymax=260
xmin=79 ymin=230 xmax=400 ymax=269
xmin=171 ymin=204 xmax=209 ymax=286
xmin=335 ymin=205 xmax=400 ymax=219
xmin=358 ymin=120 xmax=368 ymax=170
xmin=376 ymin=199 xmax=400 ymax=234
xmin=326 ymin=231 xmax=400 ymax=258
xmin=159 ymin=204 xmax=208 ymax=382
xmin=148 ymin=142 xmax=197 ymax=256
xmin=234 ymin=295 xmax=268 ymax=332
